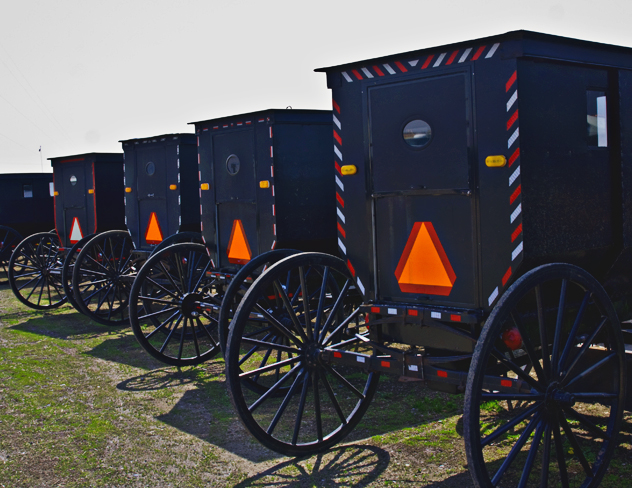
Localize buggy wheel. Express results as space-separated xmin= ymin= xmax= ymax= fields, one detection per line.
xmin=72 ymin=230 xmax=138 ymax=326
xmin=225 ymin=252 xmax=379 ymax=457
xmin=61 ymin=234 xmax=96 ymax=313
xmin=464 ymin=263 xmax=625 ymax=488
xmin=218 ymin=249 xmax=299 ymax=355
xmin=8 ymin=232 xmax=67 ymax=309
xmin=129 ymin=242 xmax=223 ymax=366
xmin=0 ymin=225 xmax=23 ymax=280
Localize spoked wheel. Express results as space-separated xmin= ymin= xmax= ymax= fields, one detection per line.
xmin=0 ymin=225 xmax=23 ymax=280
xmin=61 ymin=234 xmax=96 ymax=313
xmin=225 ymin=252 xmax=379 ymax=457
xmin=464 ymin=263 xmax=625 ymax=488
xmin=129 ymin=242 xmax=224 ymax=366
xmin=72 ymin=230 xmax=139 ymax=326
xmin=218 ymin=249 xmax=299 ymax=354
xmin=8 ymin=232 xmax=67 ymax=309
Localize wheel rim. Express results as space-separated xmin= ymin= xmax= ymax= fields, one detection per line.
xmin=8 ymin=232 xmax=67 ymax=309
xmin=73 ymin=231 xmax=138 ymax=325
xmin=225 ymin=252 xmax=378 ymax=456
xmin=464 ymin=264 xmax=625 ymax=488
xmin=129 ymin=243 xmax=222 ymax=366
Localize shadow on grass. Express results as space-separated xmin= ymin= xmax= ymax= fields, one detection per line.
xmin=85 ymin=333 xmax=166 ymax=370
xmin=8 ymin=310 xmax=117 ymax=339
xmin=117 ymin=367 xmax=198 ymax=391
xmin=233 ymin=445 xmax=391 ymax=487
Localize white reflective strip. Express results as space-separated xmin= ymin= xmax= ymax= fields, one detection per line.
xmin=459 ymin=48 xmax=472 ymax=63
xmin=408 ymin=60 xmax=419 ymax=67
xmin=356 ymin=276 xmax=365 ymax=295
xmin=270 ymin=146 xmax=274 ymax=158
xmin=334 ymin=146 xmax=343 ymax=161
xmin=433 ymin=53 xmax=447 ymax=67
xmin=508 ymin=127 xmax=519 ymax=148
xmin=272 ymin=204 xmax=275 ymax=216
xmin=335 ymin=175 xmax=344 ymax=191
xmin=357 ymin=356 xmax=366 ymax=363
xmin=269 ymin=127 xmax=272 ymax=138
xmin=431 ymin=311 xmax=441 ymax=319
xmin=333 ymin=114 xmax=341 ymax=130
xmin=361 ymin=67 xmax=374 ymax=78
xmin=388 ymin=308 xmax=397 ymax=315
xmin=507 ymin=90 xmax=518 ymax=111
xmin=488 ymin=287 xmax=499 ymax=306
xmin=342 ymin=71 xmax=353 ymax=82
xmin=486 ymin=43 xmax=500 ymax=58
xmin=512 ymin=241 xmax=524 ymax=261
xmin=337 ymin=207 xmax=346 ymax=224
xmin=338 ymin=238 xmax=346 ymax=254
xmin=271 ymin=240 xmax=276 ymax=250
xmin=272 ymin=185 xmax=275 ymax=196
xmin=408 ymin=365 xmax=419 ymax=372
xmin=509 ymin=165 xmax=521 ymax=186
xmin=271 ymin=165 xmax=274 ymax=177
xmin=510 ymin=203 xmax=522 ymax=224
xmin=273 ymin=224 xmax=277 ymax=235
xmin=383 ymin=63 xmax=396 ymax=75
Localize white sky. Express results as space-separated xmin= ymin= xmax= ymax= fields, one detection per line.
xmin=1 ymin=0 xmax=632 ymax=173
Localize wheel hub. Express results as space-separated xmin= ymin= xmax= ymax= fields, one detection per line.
xmin=181 ymin=293 xmax=203 ymax=318
xmin=303 ymin=342 xmax=321 ymax=369
xmin=545 ymin=381 xmax=575 ymax=408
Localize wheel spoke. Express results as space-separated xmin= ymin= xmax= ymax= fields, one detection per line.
xmin=518 ymin=415 xmax=546 ymax=488
xmin=558 ymin=291 xmax=591 ymax=373
xmin=253 ymin=303 xmax=303 ymax=348
xmin=292 ymin=368 xmax=311 ymax=445
xmin=321 ymin=369 xmax=347 ymax=425
xmin=324 ymin=364 xmax=365 ymax=400
xmin=559 ymin=409 xmax=594 ymax=477
xmin=239 ymin=355 xmax=301 ymax=379
xmin=551 ymin=279 xmax=568 ymax=376
xmin=481 ymin=401 xmax=542 ymax=447
xmin=540 ymin=422 xmax=552 ymax=488
xmin=491 ymin=412 xmax=542 ymax=486
xmin=563 ymin=352 xmax=616 ymax=389
xmin=313 ymin=369 xmax=323 ymax=442
xmin=266 ymin=369 xmax=306 ymax=436
xmin=562 ymin=406 xmax=610 ymax=440
xmin=561 ymin=317 xmax=607 ymax=383
xmin=248 ymin=362 xmax=303 ymax=413
xmin=273 ymin=279 xmax=309 ymax=343
xmin=318 ymin=279 xmax=351 ymax=344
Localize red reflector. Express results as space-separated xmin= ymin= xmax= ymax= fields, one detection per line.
xmin=501 ymin=379 xmax=513 ymax=388
xmin=371 ymin=307 xmax=380 ymax=313
xmin=380 ymin=361 xmax=390 ymax=368
xmin=408 ymin=309 xmax=418 ymax=316
xmin=450 ymin=314 xmax=461 ymax=322
xmin=333 ymin=351 xmax=342 ymax=358
xmin=437 ymin=370 xmax=448 ymax=378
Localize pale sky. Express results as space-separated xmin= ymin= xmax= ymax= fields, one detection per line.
xmin=1 ymin=0 xmax=632 ymax=173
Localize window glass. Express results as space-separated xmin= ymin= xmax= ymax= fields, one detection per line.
xmin=403 ymin=120 xmax=432 ymax=148
xmin=23 ymin=185 xmax=33 ymax=198
xmin=146 ymin=162 xmax=156 ymax=176
xmin=70 ymin=175 xmax=77 ymax=186
xmin=587 ymin=91 xmax=607 ymax=147
xmin=49 ymin=182 xmax=54 ymax=196
xmin=226 ymin=154 xmax=240 ymax=176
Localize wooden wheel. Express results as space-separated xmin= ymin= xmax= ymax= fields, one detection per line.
xmin=61 ymin=233 xmax=96 ymax=313
xmin=218 ymin=249 xmax=299 ymax=354
xmin=464 ymin=263 xmax=626 ymax=488
xmin=128 ymin=242 xmax=223 ymax=366
xmin=225 ymin=252 xmax=379 ymax=456
xmin=72 ymin=230 xmax=139 ymax=326
xmin=8 ymin=232 xmax=67 ymax=309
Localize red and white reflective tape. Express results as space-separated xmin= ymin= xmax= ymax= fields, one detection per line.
xmin=341 ymin=43 xmax=500 ymax=82
xmin=488 ymin=69 xmax=523 ymax=307
xmin=269 ymin=121 xmax=277 ymax=249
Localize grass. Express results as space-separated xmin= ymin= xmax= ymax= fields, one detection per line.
xmin=1 ymin=281 xmax=632 ymax=487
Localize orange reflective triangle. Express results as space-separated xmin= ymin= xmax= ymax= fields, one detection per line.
xmin=394 ymin=222 xmax=456 ymax=296
xmin=69 ymin=217 xmax=84 ymax=244
xmin=145 ymin=212 xmax=164 ymax=244
xmin=227 ymin=219 xmax=252 ymax=264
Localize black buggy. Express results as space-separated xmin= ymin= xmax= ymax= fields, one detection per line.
xmin=222 ymin=31 xmax=632 ymax=488
xmin=8 ymin=154 xmax=124 ymax=310
xmin=69 ymin=134 xmax=202 ymax=326
xmin=0 ymin=173 xmax=54 ymax=277
xmin=127 ymin=109 xmax=335 ymax=366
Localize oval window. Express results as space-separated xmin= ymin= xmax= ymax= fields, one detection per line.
xmin=70 ymin=175 xmax=77 ymax=186
xmin=146 ymin=162 xmax=156 ymax=176
xmin=226 ymin=154 xmax=240 ymax=176
xmin=403 ymin=120 xmax=432 ymax=148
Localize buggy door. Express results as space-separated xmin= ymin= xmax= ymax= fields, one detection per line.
xmin=57 ymin=161 xmax=93 ymax=247
xmin=136 ymin=146 xmax=169 ymax=248
xmin=213 ymin=129 xmax=258 ymax=269
xmin=369 ymin=72 xmax=478 ymax=307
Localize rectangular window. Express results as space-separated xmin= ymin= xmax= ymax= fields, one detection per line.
xmin=49 ymin=182 xmax=55 ymax=197
xmin=23 ymin=184 xmax=33 ymax=198
xmin=587 ymin=91 xmax=607 ymax=147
